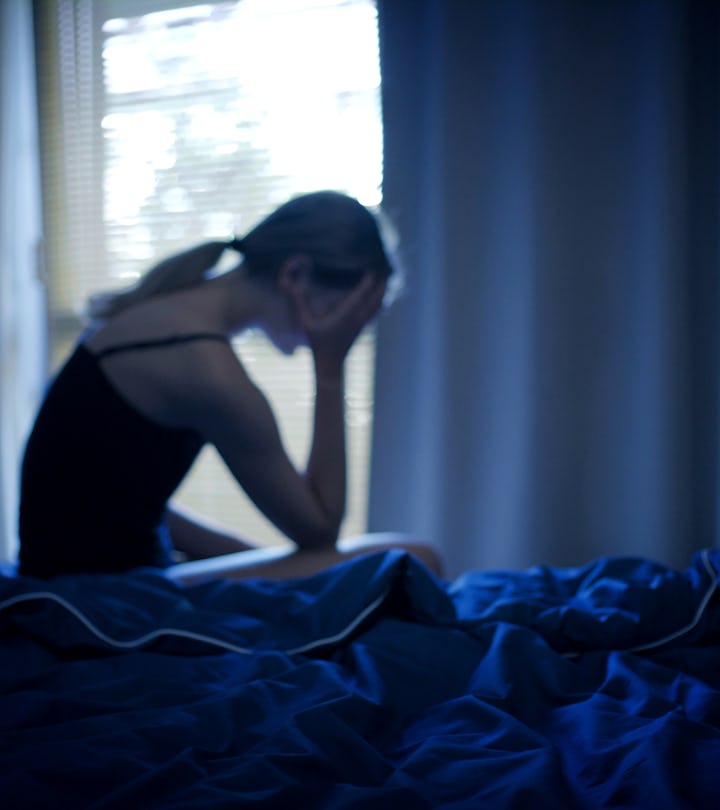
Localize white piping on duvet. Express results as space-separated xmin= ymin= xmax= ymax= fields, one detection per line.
xmin=0 ymin=550 xmax=716 ymax=657
xmin=626 ymin=548 xmax=718 ymax=654
xmin=0 ymin=588 xmax=389 ymax=657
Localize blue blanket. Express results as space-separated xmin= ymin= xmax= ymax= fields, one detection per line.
xmin=1 ymin=549 xmax=719 ymax=809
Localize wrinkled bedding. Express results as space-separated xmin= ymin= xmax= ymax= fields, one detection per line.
xmin=1 ymin=549 xmax=719 ymax=809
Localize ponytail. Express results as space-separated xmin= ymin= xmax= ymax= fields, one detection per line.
xmin=85 ymin=192 xmax=400 ymax=321
xmin=85 ymin=240 xmax=235 ymax=322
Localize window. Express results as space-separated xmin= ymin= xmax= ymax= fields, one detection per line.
xmin=34 ymin=0 xmax=383 ymax=546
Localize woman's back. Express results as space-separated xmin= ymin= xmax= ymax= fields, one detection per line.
xmin=18 ymin=336 xmax=207 ymax=576
xmin=83 ymin=288 xmax=229 ymax=429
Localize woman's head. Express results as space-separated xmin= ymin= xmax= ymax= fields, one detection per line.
xmin=233 ymin=191 xmax=400 ymax=355
xmin=236 ymin=191 xmax=397 ymax=291
xmin=85 ymin=190 xmax=400 ymax=326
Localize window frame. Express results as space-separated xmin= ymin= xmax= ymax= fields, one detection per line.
xmin=33 ymin=0 xmax=384 ymax=546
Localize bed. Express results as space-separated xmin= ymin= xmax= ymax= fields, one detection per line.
xmin=1 ymin=547 xmax=719 ymax=808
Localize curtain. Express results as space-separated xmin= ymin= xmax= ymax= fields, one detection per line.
xmin=0 ymin=0 xmax=46 ymax=563
xmin=370 ymin=0 xmax=720 ymax=577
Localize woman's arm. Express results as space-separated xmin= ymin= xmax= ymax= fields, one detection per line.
xmin=174 ymin=277 xmax=386 ymax=552
xmin=174 ymin=343 xmax=346 ymax=551
xmin=302 ymin=361 xmax=346 ymax=541
xmin=298 ymin=275 xmax=387 ymax=542
xmin=166 ymin=505 xmax=256 ymax=560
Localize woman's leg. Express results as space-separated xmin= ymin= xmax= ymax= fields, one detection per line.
xmin=167 ymin=506 xmax=257 ymax=560
xmin=166 ymin=532 xmax=444 ymax=585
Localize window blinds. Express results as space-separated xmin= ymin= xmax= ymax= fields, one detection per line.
xmin=34 ymin=0 xmax=383 ymax=546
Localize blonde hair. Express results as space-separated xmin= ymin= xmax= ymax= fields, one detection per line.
xmin=86 ymin=244 xmax=215 ymax=321
xmin=87 ymin=190 xmax=400 ymax=321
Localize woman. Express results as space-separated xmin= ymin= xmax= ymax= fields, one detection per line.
xmin=18 ymin=191 xmax=442 ymax=582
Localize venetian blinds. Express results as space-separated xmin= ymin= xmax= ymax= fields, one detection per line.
xmin=34 ymin=0 xmax=384 ymax=546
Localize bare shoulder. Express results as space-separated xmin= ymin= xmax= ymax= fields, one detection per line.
xmin=175 ymin=339 xmax=279 ymax=446
xmin=84 ymin=297 xmax=184 ymax=353
xmin=172 ymin=338 xmax=257 ymax=404
xmin=80 ymin=293 xmax=281 ymax=443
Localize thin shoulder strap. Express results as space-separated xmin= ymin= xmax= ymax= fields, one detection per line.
xmin=94 ymin=332 xmax=229 ymax=360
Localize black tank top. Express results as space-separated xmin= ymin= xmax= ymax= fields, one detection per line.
xmin=18 ymin=334 xmax=227 ymax=577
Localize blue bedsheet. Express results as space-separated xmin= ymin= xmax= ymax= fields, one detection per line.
xmin=1 ymin=549 xmax=719 ymax=809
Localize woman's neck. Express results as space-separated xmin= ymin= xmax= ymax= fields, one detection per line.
xmin=184 ymin=268 xmax=279 ymax=336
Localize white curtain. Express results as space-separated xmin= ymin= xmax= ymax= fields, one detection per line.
xmin=369 ymin=0 xmax=720 ymax=577
xmin=0 ymin=0 xmax=46 ymax=563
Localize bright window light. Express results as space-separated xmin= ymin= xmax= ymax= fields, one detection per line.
xmin=39 ymin=0 xmax=383 ymax=547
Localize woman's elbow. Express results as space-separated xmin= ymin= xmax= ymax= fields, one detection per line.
xmin=292 ymin=518 xmax=340 ymax=552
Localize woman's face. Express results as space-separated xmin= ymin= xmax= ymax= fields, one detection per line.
xmin=304 ymin=283 xmax=352 ymax=320
xmin=269 ymin=256 xmax=386 ymax=354
xmin=269 ymin=284 xmax=353 ymax=355
xmin=265 ymin=304 xmax=305 ymax=356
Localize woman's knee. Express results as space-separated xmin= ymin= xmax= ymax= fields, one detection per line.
xmin=339 ymin=533 xmax=444 ymax=577
xmin=398 ymin=540 xmax=444 ymax=577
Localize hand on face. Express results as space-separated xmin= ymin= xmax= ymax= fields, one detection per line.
xmin=293 ymin=273 xmax=387 ymax=370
